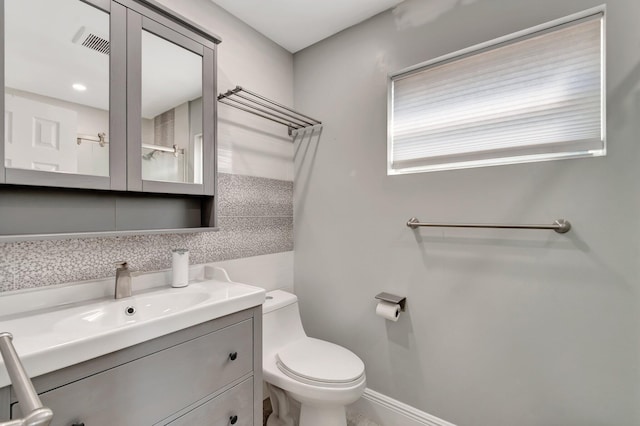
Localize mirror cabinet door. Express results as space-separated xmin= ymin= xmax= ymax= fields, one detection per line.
xmin=4 ymin=0 xmax=112 ymax=179
xmin=140 ymin=27 xmax=204 ymax=186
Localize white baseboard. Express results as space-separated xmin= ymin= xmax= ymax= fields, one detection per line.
xmin=348 ymin=388 xmax=456 ymax=426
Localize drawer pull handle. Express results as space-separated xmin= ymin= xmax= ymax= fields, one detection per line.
xmin=230 ymin=414 xmax=238 ymax=424
xmin=229 ymin=352 xmax=238 ymax=361
xmin=72 ymin=423 xmax=85 ymax=426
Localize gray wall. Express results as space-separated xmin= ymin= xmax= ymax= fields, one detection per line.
xmin=0 ymin=0 xmax=296 ymax=292
xmin=293 ymin=0 xmax=640 ymax=425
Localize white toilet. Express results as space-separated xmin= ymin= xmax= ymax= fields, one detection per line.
xmin=263 ymin=290 xmax=366 ymax=426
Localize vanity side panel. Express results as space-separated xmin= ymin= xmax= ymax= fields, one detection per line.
xmin=253 ymin=306 xmax=263 ymax=426
xmin=0 ymin=386 xmax=9 ymax=421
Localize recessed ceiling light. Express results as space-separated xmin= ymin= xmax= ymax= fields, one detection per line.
xmin=72 ymin=83 xmax=87 ymax=91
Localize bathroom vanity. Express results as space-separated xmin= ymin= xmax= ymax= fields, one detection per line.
xmin=0 ymin=269 xmax=264 ymax=425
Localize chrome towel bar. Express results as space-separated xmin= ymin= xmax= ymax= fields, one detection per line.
xmin=0 ymin=332 xmax=53 ymax=426
xmin=406 ymin=218 xmax=571 ymax=234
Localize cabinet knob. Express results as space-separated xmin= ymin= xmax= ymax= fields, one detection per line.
xmin=229 ymin=414 xmax=238 ymax=424
xmin=229 ymin=351 xmax=238 ymax=361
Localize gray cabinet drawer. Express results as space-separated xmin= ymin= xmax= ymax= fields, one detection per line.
xmin=164 ymin=378 xmax=253 ymax=426
xmin=12 ymin=319 xmax=253 ymax=426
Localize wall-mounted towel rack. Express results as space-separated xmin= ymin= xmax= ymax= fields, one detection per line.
xmin=77 ymin=132 xmax=108 ymax=147
xmin=142 ymin=143 xmax=184 ymax=157
xmin=406 ymin=217 xmax=572 ymax=234
xmin=217 ymin=86 xmax=321 ymax=136
xmin=76 ymin=136 xmax=183 ymax=158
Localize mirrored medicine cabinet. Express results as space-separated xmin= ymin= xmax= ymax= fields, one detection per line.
xmin=0 ymin=0 xmax=220 ymax=240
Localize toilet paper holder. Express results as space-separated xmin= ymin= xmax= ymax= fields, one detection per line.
xmin=375 ymin=292 xmax=406 ymax=312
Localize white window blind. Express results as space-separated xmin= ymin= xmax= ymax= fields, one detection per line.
xmin=388 ymin=10 xmax=605 ymax=174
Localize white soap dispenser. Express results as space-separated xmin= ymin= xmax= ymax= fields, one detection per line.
xmin=171 ymin=249 xmax=189 ymax=288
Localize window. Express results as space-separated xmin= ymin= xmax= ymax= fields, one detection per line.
xmin=388 ymin=7 xmax=605 ymax=175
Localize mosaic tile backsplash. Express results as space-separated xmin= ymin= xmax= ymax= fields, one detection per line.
xmin=0 ymin=173 xmax=293 ymax=292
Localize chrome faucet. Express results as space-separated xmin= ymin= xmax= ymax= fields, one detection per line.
xmin=114 ymin=261 xmax=132 ymax=299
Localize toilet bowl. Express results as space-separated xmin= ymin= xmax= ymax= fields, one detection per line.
xmin=263 ymin=290 xmax=366 ymax=426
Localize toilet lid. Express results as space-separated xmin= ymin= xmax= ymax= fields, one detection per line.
xmin=276 ymin=338 xmax=365 ymax=384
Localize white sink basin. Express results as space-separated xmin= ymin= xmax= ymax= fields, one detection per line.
xmin=0 ymin=270 xmax=265 ymax=388
xmin=54 ymin=291 xmax=211 ymax=333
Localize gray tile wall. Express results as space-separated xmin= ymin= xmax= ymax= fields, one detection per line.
xmin=0 ymin=173 xmax=293 ymax=292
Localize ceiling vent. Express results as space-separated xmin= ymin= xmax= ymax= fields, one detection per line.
xmin=72 ymin=26 xmax=110 ymax=55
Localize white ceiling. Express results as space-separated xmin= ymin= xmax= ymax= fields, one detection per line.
xmin=209 ymin=0 xmax=404 ymax=53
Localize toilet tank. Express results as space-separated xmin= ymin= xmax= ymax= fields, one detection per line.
xmin=262 ymin=290 xmax=307 ymax=356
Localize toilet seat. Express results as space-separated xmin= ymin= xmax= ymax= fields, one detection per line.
xmin=276 ymin=338 xmax=365 ymax=388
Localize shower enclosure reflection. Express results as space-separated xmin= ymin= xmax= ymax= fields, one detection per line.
xmin=140 ymin=29 xmax=203 ymax=184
